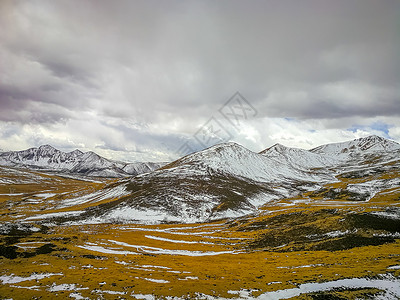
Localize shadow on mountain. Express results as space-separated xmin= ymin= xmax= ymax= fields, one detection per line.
xmin=244 ymin=208 xmax=400 ymax=252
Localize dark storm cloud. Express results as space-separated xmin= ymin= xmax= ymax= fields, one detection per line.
xmin=261 ymin=83 xmax=400 ymax=120
xmin=2 ymin=0 xmax=399 ymax=121
xmin=0 ymin=0 xmax=399 ymax=156
xmin=0 ymin=84 xmax=70 ymax=123
xmin=38 ymin=58 xmax=95 ymax=84
xmin=98 ymin=120 xmax=199 ymax=156
xmin=292 ymin=98 xmax=400 ymax=120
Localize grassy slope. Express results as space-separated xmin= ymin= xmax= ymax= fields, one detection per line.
xmin=0 ymin=165 xmax=399 ymax=299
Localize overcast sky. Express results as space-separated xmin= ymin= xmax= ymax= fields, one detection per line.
xmin=0 ymin=0 xmax=399 ymax=162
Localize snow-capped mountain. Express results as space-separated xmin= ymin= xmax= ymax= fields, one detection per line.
xmin=77 ymin=135 xmax=400 ymax=224
xmin=0 ymin=145 xmax=164 ymax=178
xmin=122 ymin=162 xmax=161 ymax=175
xmin=2 ymin=135 xmax=399 ymax=224
xmin=81 ymin=143 xmax=339 ymax=224
xmin=259 ymin=143 xmax=338 ymax=170
xmin=310 ymin=135 xmax=400 ymax=156
xmin=167 ymin=142 xmax=333 ymax=183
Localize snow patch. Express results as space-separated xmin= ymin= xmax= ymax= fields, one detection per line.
xmin=77 ymin=244 xmax=138 ymax=255
xmin=256 ymin=276 xmax=400 ymax=299
xmin=137 ymin=277 xmax=169 ymax=284
xmin=145 ymin=235 xmax=212 ymax=245
xmin=25 ymin=210 xmax=84 ymax=220
xmin=388 ymin=265 xmax=400 ymax=270
xmin=109 ymin=240 xmax=240 ymax=256
xmin=48 ymin=283 xmax=88 ymax=292
xmin=0 ymin=273 xmax=63 ymax=284
xmin=131 ymin=294 xmax=155 ymax=300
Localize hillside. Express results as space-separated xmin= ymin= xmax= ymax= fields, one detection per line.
xmin=9 ymin=135 xmax=396 ymax=225
xmin=259 ymin=143 xmax=338 ymax=169
xmin=0 ymin=135 xmax=399 ymax=299
xmin=311 ymin=135 xmax=400 ymax=156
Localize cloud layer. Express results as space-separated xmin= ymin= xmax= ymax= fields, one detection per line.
xmin=1 ymin=0 xmax=399 ymax=161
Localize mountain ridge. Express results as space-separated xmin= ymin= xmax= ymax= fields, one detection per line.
xmin=165 ymin=141 xmax=333 ymax=183
xmin=1 ymin=135 xmax=398 ymax=179
xmin=259 ymin=143 xmax=338 ymax=170
xmin=310 ymin=135 xmax=400 ymax=155
xmin=76 ymin=135 xmax=400 ymax=223
xmin=0 ymin=145 xmax=165 ymax=178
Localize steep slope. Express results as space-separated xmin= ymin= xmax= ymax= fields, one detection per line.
xmin=69 ymin=151 xmax=118 ymax=176
xmin=259 ymin=143 xmax=338 ymax=170
xmin=0 ymin=145 xmax=163 ymax=178
xmin=167 ymin=142 xmax=333 ymax=183
xmin=310 ymin=135 xmax=400 ymax=156
xmin=77 ymin=143 xmax=336 ymax=223
xmin=72 ymin=136 xmax=400 ymax=224
xmin=0 ymin=145 xmax=81 ymax=170
xmin=6 ymin=136 xmax=399 ymax=224
xmin=122 ymin=162 xmax=162 ymax=175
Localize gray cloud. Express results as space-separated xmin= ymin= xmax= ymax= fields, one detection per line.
xmin=0 ymin=0 xmax=399 ymax=158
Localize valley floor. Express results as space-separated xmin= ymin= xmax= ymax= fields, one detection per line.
xmin=0 ymin=166 xmax=400 ymax=299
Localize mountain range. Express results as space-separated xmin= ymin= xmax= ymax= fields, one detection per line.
xmin=0 ymin=145 xmax=164 ymax=178
xmin=50 ymin=135 xmax=399 ymax=224
xmin=1 ymin=135 xmax=399 ymax=223
xmin=1 ymin=135 xmax=399 ymax=299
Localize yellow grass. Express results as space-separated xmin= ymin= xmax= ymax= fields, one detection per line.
xmin=0 ymin=166 xmax=399 ymax=299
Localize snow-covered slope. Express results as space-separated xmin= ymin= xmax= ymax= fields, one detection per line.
xmin=0 ymin=145 xmax=81 ymax=170
xmin=168 ymin=142 xmax=333 ymax=183
xmin=3 ymin=136 xmax=400 ymax=224
xmin=310 ymin=135 xmax=400 ymax=156
xmin=75 ymin=135 xmax=400 ymax=224
xmin=122 ymin=162 xmax=162 ymax=175
xmin=80 ymin=143 xmax=338 ymax=224
xmin=259 ymin=143 xmax=338 ymax=170
xmin=0 ymin=145 xmax=164 ymax=178
xmin=261 ymin=135 xmax=400 ymax=170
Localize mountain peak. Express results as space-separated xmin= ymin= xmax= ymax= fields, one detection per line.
xmin=81 ymin=151 xmax=101 ymax=159
xmin=311 ymin=135 xmax=400 ymax=155
xmin=358 ymin=135 xmax=386 ymax=142
xmin=69 ymin=149 xmax=84 ymax=156
xmin=206 ymin=142 xmax=246 ymax=152
xmin=36 ymin=144 xmax=59 ymax=156
xmin=0 ymin=145 xmax=162 ymax=178
xmin=188 ymin=142 xmax=254 ymax=160
xmin=168 ymin=141 xmax=260 ymax=170
xmin=259 ymin=143 xmax=290 ymax=155
xmin=269 ymin=143 xmax=287 ymax=149
xmin=38 ymin=144 xmax=57 ymax=151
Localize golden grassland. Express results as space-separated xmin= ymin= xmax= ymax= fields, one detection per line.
xmin=0 ymin=223 xmax=399 ymax=299
xmin=0 ymin=166 xmax=399 ymax=299
xmin=0 ymin=167 xmax=118 ymax=221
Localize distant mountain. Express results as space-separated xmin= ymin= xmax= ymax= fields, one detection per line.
xmin=0 ymin=145 xmax=164 ymax=178
xmin=167 ymin=142 xmax=333 ymax=183
xmin=310 ymin=135 xmax=400 ymax=156
xmin=2 ymin=136 xmax=399 ymax=223
xmin=77 ymin=135 xmax=400 ymax=224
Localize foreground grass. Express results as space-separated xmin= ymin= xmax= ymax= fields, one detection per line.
xmin=0 ymin=166 xmax=399 ymax=299
xmin=1 ymin=221 xmax=399 ymax=299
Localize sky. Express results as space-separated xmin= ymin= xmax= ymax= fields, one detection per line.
xmin=0 ymin=0 xmax=399 ymax=162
